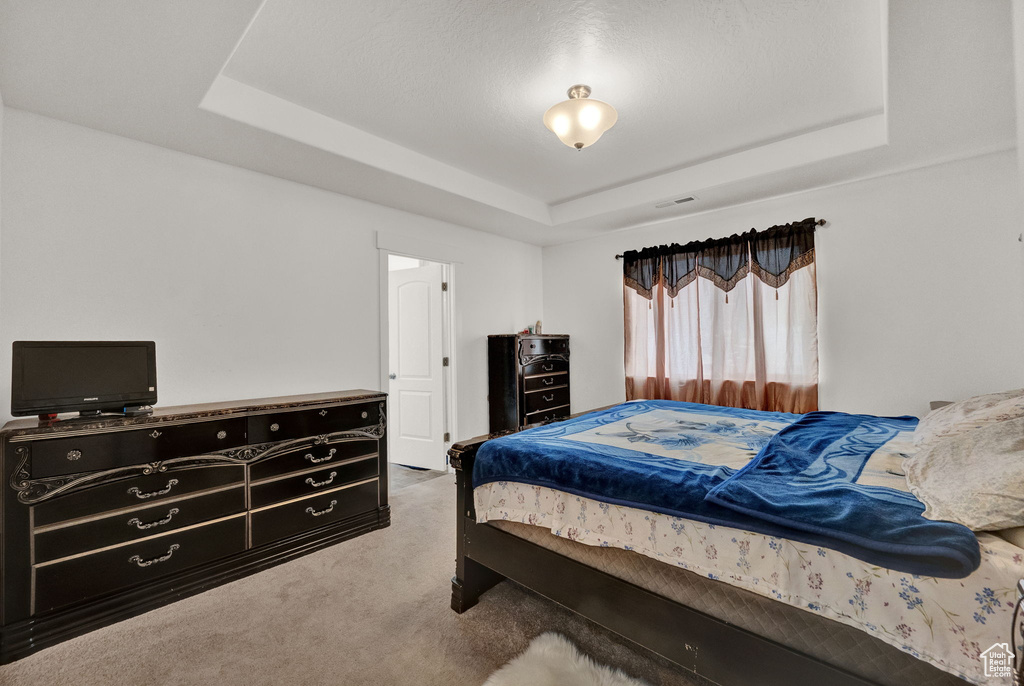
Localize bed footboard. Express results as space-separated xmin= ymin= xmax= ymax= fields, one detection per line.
xmin=449 ymin=434 xmax=505 ymax=613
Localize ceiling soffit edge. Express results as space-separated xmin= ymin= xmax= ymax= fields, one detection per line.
xmin=543 ymin=142 xmax=1015 ymax=250
xmin=549 ymin=114 xmax=889 ymax=225
xmin=200 ymin=0 xmax=894 ymax=231
xmin=202 ymin=72 xmax=892 ymax=231
xmin=199 ymin=74 xmax=554 ymax=225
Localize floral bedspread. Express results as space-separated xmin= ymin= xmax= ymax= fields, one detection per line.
xmin=476 ymin=482 xmax=1024 ymax=685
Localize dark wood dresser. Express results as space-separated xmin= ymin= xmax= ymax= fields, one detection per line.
xmin=0 ymin=390 xmax=389 ymax=663
xmin=487 ymin=334 xmax=570 ymax=432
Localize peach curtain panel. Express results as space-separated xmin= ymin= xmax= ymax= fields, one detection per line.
xmin=623 ymin=218 xmax=818 ymax=413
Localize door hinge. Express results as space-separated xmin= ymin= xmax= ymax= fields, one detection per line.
xmin=441 ymin=281 xmax=448 ymax=292
xmin=443 ymin=357 xmax=449 ymax=367
xmin=444 ymin=432 xmax=450 ymax=442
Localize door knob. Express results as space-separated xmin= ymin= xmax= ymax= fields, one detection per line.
xmin=389 ymin=373 xmax=397 ymax=380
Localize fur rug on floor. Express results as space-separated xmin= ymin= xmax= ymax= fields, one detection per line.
xmin=483 ymin=633 xmax=651 ymax=686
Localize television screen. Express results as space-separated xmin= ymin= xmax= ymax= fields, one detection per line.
xmin=11 ymin=341 xmax=157 ymax=416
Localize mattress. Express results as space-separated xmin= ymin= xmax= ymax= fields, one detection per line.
xmin=477 ymin=482 xmax=1023 ymax=685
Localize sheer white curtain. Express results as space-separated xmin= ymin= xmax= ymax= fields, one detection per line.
xmin=623 ymin=219 xmax=818 ymax=413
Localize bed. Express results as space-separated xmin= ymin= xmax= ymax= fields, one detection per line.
xmin=448 ymin=399 xmax=1024 ymax=686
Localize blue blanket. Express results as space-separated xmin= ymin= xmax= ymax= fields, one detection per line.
xmin=473 ymin=400 xmax=980 ymax=578
xmin=705 ymin=411 xmax=980 ymax=577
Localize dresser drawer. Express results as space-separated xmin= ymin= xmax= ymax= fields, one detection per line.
xmin=524 ymin=405 xmax=571 ymax=425
xmin=522 ymin=359 xmax=569 ymax=377
xmin=27 ymin=417 xmax=247 ymax=479
xmin=249 ymin=437 xmax=377 ymax=482
xmin=524 ymin=386 xmax=570 ymax=415
xmin=250 ymin=456 xmax=378 ymax=509
xmin=33 ymin=514 xmax=247 ymax=614
xmin=523 ymin=371 xmax=569 ymax=393
xmin=247 ymin=402 xmax=379 ymax=444
xmin=33 ymin=485 xmax=246 ymax=564
xmin=250 ymin=479 xmax=378 ymax=548
xmin=518 ymin=337 xmax=569 ymax=362
xmin=34 ymin=464 xmax=245 ymax=527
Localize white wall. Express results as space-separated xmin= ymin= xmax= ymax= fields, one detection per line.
xmin=1015 ymin=1 xmax=1024 ymax=204
xmin=0 ymin=109 xmax=543 ymax=439
xmin=543 ymin=151 xmax=1024 ymax=418
xmin=1 ymin=92 xmax=5 ymax=367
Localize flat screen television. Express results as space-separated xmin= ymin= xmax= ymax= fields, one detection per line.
xmin=11 ymin=341 xmax=157 ymax=417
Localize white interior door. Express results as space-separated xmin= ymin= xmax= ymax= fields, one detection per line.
xmin=388 ymin=262 xmax=446 ymax=470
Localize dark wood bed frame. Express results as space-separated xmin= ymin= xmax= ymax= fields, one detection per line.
xmin=448 ymin=410 xmax=889 ymax=686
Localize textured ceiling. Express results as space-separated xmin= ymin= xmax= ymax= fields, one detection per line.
xmin=224 ymin=0 xmax=882 ymax=204
xmin=0 ymin=0 xmax=1015 ymax=246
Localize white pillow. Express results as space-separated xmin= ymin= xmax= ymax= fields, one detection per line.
xmin=905 ymin=416 xmax=1024 ymax=531
xmin=914 ymin=388 xmax=1024 ymax=447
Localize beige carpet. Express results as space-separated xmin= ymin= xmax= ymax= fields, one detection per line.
xmin=0 ymin=475 xmax=700 ymax=686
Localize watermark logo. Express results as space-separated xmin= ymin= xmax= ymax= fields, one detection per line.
xmin=981 ymin=642 xmax=1012 ymax=679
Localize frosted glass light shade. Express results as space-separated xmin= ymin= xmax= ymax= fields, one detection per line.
xmin=543 ymin=85 xmax=618 ymax=150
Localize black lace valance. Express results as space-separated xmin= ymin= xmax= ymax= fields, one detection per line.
xmin=622 ymin=218 xmax=818 ymax=300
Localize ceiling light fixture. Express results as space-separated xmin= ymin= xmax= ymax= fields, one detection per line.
xmin=543 ymin=84 xmax=618 ymax=150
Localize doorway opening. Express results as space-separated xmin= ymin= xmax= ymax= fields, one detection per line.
xmin=383 ymin=253 xmax=453 ymax=490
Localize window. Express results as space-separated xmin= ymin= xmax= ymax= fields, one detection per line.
xmin=622 ymin=218 xmax=819 ymax=413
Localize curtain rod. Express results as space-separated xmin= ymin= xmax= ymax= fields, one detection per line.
xmin=614 ymin=218 xmax=827 ymax=259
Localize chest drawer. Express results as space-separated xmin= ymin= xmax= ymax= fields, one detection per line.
xmin=33 ymin=464 xmax=245 ymax=527
xmin=523 ymin=371 xmax=569 ymax=392
xmin=518 ymin=337 xmax=569 ymax=362
xmin=524 ymin=386 xmax=570 ymax=415
xmin=26 ymin=417 xmax=247 ymax=479
xmin=247 ymin=402 xmax=379 ymax=444
xmin=33 ymin=514 xmax=246 ymax=614
xmin=524 ymin=404 xmax=571 ymax=425
xmin=250 ymin=479 xmax=378 ymax=548
xmin=522 ymin=359 xmax=569 ymax=377
xmin=33 ymin=485 xmax=246 ymax=564
xmin=249 ymin=437 xmax=377 ymax=482
xmin=250 ymin=456 xmax=378 ymax=509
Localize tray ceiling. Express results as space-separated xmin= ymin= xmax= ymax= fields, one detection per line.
xmin=0 ymin=0 xmax=1014 ymax=245
xmin=222 ymin=0 xmax=883 ymax=204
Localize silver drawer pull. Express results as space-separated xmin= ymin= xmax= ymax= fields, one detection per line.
xmin=216 ymin=430 xmax=227 ymax=440
xmin=361 ymin=411 xmax=368 ymax=419
xmin=66 ymin=449 xmax=82 ymax=461
xmin=319 ymin=409 xmax=328 ymax=417
xmin=305 ymin=471 xmax=337 ymax=488
xmin=128 ymin=508 xmax=179 ymax=530
xmin=305 ymin=448 xmax=337 ymax=464
xmin=306 ymin=500 xmax=337 ymax=517
xmin=129 ymin=544 xmax=180 ymax=568
xmin=542 ymin=394 xmax=555 ymax=402
xmin=149 ymin=430 xmax=162 ymax=439
xmin=542 ymin=378 xmax=554 ymax=386
xmin=541 ymin=363 xmax=553 ymax=371
xmin=128 ymin=479 xmax=178 ymax=500
xmin=270 ymin=423 xmax=280 ymax=432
